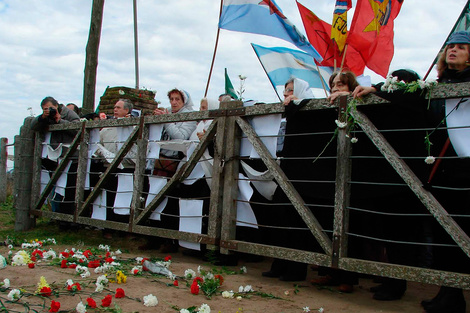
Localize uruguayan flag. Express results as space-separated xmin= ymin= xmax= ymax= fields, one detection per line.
xmin=251 ymin=43 xmax=333 ymax=90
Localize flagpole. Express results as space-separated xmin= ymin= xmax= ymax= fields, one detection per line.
xmin=251 ymin=44 xmax=282 ymax=102
xmin=340 ymin=44 xmax=348 ymax=71
xmin=204 ymin=0 xmax=224 ymax=97
xmin=315 ymin=63 xmax=329 ymax=98
xmin=423 ymin=0 xmax=470 ymax=80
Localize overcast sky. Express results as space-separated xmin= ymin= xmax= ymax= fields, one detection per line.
xmin=0 ymin=0 xmax=468 ymax=158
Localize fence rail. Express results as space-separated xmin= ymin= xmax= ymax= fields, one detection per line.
xmin=10 ymin=83 xmax=470 ymax=289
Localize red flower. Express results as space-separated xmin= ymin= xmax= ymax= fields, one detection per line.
xmin=88 ymin=260 xmax=101 ymax=268
xmin=78 ymin=259 xmax=84 ymax=263
xmin=69 ymin=251 xmax=75 ymax=256
xmin=28 ymin=262 xmax=35 ymax=268
xmin=190 ymin=282 xmax=199 ymax=295
xmin=49 ymin=300 xmax=60 ymax=312
xmin=60 ymin=259 xmax=67 ymax=268
xmin=214 ymin=274 xmax=224 ymax=285
xmin=164 ymin=255 xmax=172 ymax=262
xmin=173 ymin=280 xmax=179 ymax=286
xmin=83 ymin=250 xmax=92 ymax=258
xmin=67 ymin=283 xmax=81 ymax=292
xmin=193 ymin=277 xmax=203 ymax=284
xmin=86 ymin=297 xmax=97 ymax=308
xmin=101 ymin=294 xmax=112 ymax=307
xmin=32 ymin=249 xmax=43 ymax=258
xmin=68 ymin=264 xmax=77 ymax=269
xmin=105 ymin=257 xmax=114 ymax=263
xmin=133 ymin=269 xmax=139 ymax=275
xmin=141 ymin=258 xmax=149 ymax=264
xmin=60 ymin=252 xmax=69 ymax=258
xmin=31 ymin=256 xmax=37 ymax=262
xmin=40 ymin=287 xmax=52 ymax=297
xmin=105 ymin=252 xmax=110 ymax=258
xmin=115 ymin=288 xmax=125 ymax=298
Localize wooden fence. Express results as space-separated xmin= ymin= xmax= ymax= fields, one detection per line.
xmin=12 ymin=82 xmax=470 ymax=289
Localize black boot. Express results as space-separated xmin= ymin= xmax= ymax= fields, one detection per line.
xmin=424 ymin=287 xmax=466 ymax=313
xmin=373 ymin=278 xmax=406 ymax=301
xmin=262 ymin=258 xmax=287 ymax=278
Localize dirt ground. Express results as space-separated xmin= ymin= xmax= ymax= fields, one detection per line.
xmin=0 ymin=241 xmax=468 ymax=313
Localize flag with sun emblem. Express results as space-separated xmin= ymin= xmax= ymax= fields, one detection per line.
xmin=347 ymin=0 xmax=403 ymax=77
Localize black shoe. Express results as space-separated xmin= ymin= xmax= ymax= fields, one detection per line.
xmin=262 ymin=270 xmax=281 ymax=278
xmin=373 ymin=289 xmax=405 ymax=301
xmin=370 ymin=284 xmax=384 ymax=293
xmin=424 ymin=287 xmax=466 ymax=313
xmin=279 ymin=274 xmax=306 ymax=282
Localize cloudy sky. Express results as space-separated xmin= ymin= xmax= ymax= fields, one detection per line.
xmin=0 ymin=0 xmax=468 ymax=160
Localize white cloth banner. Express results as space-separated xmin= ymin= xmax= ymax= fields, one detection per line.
xmin=55 ymin=160 xmax=72 ymax=197
xmin=113 ymin=173 xmax=133 ymax=215
xmin=236 ymin=173 xmax=258 ymax=228
xmin=178 ymin=199 xmax=204 ymax=251
xmin=85 ymin=129 xmax=100 ymax=190
xmin=91 ymin=190 xmax=107 ymax=220
xmin=446 ymin=98 xmax=470 ymax=157
xmin=240 ymin=160 xmax=277 ymax=200
xmin=147 ymin=176 xmax=168 ymax=221
xmin=147 ymin=124 xmax=164 ymax=159
xmin=239 ymin=114 xmax=282 ymax=158
xmin=40 ymin=169 xmax=50 ymax=195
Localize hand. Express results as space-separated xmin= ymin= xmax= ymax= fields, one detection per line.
xmin=327 ymin=91 xmax=350 ymax=104
xmin=153 ymin=108 xmax=169 ymax=115
xmin=283 ymin=95 xmax=297 ymax=106
xmin=352 ymin=85 xmax=377 ymax=98
xmin=196 ymin=129 xmax=206 ymax=140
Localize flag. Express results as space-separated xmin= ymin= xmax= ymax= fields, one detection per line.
xmin=219 ymin=0 xmax=322 ymax=61
xmin=331 ymin=0 xmax=352 ymax=53
xmin=346 ymin=0 xmax=403 ymax=78
xmin=251 ymin=43 xmax=333 ymax=91
xmin=296 ymin=1 xmax=365 ymax=75
xmin=224 ymin=68 xmax=238 ymax=100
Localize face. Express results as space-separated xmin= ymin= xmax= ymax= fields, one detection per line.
xmin=200 ymin=99 xmax=208 ymax=111
xmin=283 ymin=82 xmax=294 ymax=99
xmin=113 ymin=100 xmax=129 ymax=118
xmin=66 ymin=104 xmax=75 ymax=111
xmin=169 ymin=91 xmax=184 ymax=113
xmin=330 ymin=74 xmax=350 ymax=93
xmin=446 ymin=44 xmax=470 ymax=70
xmin=42 ymin=101 xmax=57 ymax=110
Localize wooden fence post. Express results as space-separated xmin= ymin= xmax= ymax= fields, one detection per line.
xmin=14 ymin=118 xmax=36 ymax=231
xmin=0 ymin=137 xmax=7 ymax=203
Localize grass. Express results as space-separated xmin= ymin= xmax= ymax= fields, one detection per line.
xmin=0 ymin=195 xmax=142 ymax=250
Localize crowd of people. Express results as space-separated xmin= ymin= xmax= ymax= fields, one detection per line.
xmin=31 ymin=31 xmax=470 ymax=313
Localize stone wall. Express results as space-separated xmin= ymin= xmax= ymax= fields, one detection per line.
xmin=98 ymin=86 xmax=159 ymax=116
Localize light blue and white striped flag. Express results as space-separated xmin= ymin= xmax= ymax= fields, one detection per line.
xmin=251 ymin=43 xmax=333 ymax=91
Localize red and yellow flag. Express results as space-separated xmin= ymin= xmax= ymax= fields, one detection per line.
xmin=331 ymin=0 xmax=352 ymax=53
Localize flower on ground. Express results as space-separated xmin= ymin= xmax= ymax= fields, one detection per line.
xmin=222 ymin=291 xmax=234 ymax=298
xmin=284 ymin=290 xmax=290 ymax=296
xmin=76 ymin=301 xmax=86 ymax=313
xmin=7 ymin=289 xmax=20 ymax=301
xmin=199 ymin=303 xmax=211 ymax=313
xmin=236 ymin=296 xmax=242 ymax=300
xmin=12 ymin=250 xmax=31 ymax=266
xmin=131 ymin=266 xmax=142 ymax=275
xmin=115 ymin=288 xmax=125 ymax=298
xmin=318 ymin=308 xmax=324 ymax=313
xmin=143 ymin=294 xmax=158 ymax=307
xmin=49 ymin=300 xmax=60 ymax=312
xmin=1 ymin=278 xmax=10 ymax=289
xmin=243 ymin=285 xmax=253 ymax=292
xmin=116 ymin=270 xmax=127 ymax=284
xmin=86 ymin=298 xmax=97 ymax=308
xmin=191 ymin=282 xmax=200 ymax=295
xmin=180 ymin=309 xmax=190 ymax=313
xmin=36 ymin=276 xmax=51 ymax=296
xmin=184 ymin=269 xmax=196 ymax=280
xmin=101 ymin=294 xmax=112 ymax=307
xmin=303 ymin=307 xmax=310 ymax=312
xmin=173 ymin=280 xmax=179 ymax=286
xmin=425 ymin=156 xmax=436 ymax=164
xmin=240 ymin=266 xmax=247 ymax=274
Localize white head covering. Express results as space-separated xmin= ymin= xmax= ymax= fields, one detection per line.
xmin=180 ymin=89 xmax=194 ymax=110
xmin=207 ymin=98 xmax=219 ymax=110
xmin=292 ymin=77 xmax=315 ymax=99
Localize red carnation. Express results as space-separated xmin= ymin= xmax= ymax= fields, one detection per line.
xmin=83 ymin=250 xmax=92 ymax=258
xmin=101 ymin=294 xmax=112 ymax=307
xmin=164 ymin=255 xmax=172 ymax=262
xmin=49 ymin=300 xmax=60 ymax=312
xmin=214 ymin=274 xmax=224 ymax=285
xmin=68 ymin=264 xmax=77 ymax=269
xmin=86 ymin=297 xmax=97 ymax=308
xmin=105 ymin=252 xmax=110 ymax=258
xmin=173 ymin=280 xmax=179 ymax=286
xmin=133 ymin=269 xmax=139 ymax=275
xmin=67 ymin=283 xmax=81 ymax=292
xmin=60 ymin=252 xmax=69 ymax=258
xmin=115 ymin=288 xmax=125 ymax=298
xmin=105 ymin=257 xmax=114 ymax=263
xmin=190 ymin=282 xmax=199 ymax=295
xmin=40 ymin=287 xmax=52 ymax=297
xmin=31 ymin=256 xmax=37 ymax=262
xmin=193 ymin=277 xmax=204 ymax=284
xmin=69 ymin=251 xmax=75 ymax=256
xmin=60 ymin=259 xmax=67 ymax=268
xmin=28 ymin=262 xmax=35 ymax=269
xmin=88 ymin=260 xmax=101 ymax=268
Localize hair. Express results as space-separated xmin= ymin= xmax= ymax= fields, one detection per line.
xmin=284 ymin=78 xmax=295 ymax=88
xmin=118 ymin=98 xmax=133 ymax=113
xmin=218 ymin=93 xmax=234 ymax=100
xmin=329 ymin=71 xmax=359 ymax=91
xmin=40 ymin=96 xmax=59 ymax=108
xmin=167 ymin=89 xmax=185 ymax=102
xmin=390 ymin=69 xmax=420 ymax=83
xmin=66 ymin=103 xmax=81 ymax=115
xmin=436 ymin=44 xmax=470 ymax=78
xmin=81 ymin=112 xmax=100 ymax=121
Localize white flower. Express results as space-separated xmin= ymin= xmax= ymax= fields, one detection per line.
xmin=425 ymin=79 xmax=438 ymax=87
xmin=95 ymin=284 xmax=104 ymax=292
xmin=243 ymin=285 xmax=253 ymax=292
xmin=238 ymin=285 xmax=244 ymax=293
xmin=425 ymin=156 xmax=436 ymax=164
xmin=284 ymin=290 xmax=290 ymax=296
xmin=303 ymin=307 xmax=311 ymax=312
xmin=418 ymin=79 xmax=426 ymax=89
xmin=98 ymin=244 xmax=110 ymax=251
xmin=135 ymin=257 xmax=143 ymax=263
xmin=350 ymin=137 xmax=358 ymax=144
xmin=239 ymin=75 xmax=247 ymax=80
xmin=143 ymin=294 xmax=158 ymax=307
xmin=204 ymin=272 xmax=214 ymax=281
xmin=184 ymin=269 xmax=196 ymax=279
xmin=318 ymin=308 xmax=324 ymax=313
xmin=335 ymin=120 xmax=347 ymax=128
xmin=222 ymin=291 xmax=234 ymax=298
xmin=7 ymin=289 xmax=20 ymax=301
xmin=197 ymin=265 xmax=202 ymax=274
xmin=240 ymin=266 xmax=247 ymax=273
xmin=180 ymin=310 xmax=190 ymax=313
xmin=66 ymin=279 xmax=74 ymax=287
xmin=8 ymin=251 xmax=12 ymax=255
xmin=7 ymin=244 xmax=13 ymax=249
xmin=114 ymin=249 xmax=122 ymax=255
xmin=3 ymin=278 xmax=10 ymax=289
xmin=236 ymin=296 xmax=242 ymax=301
xmin=96 ymin=275 xmax=108 ymax=285
xmin=119 ymin=90 xmax=125 ymax=95
xmin=76 ymin=301 xmax=86 ymax=313
xmin=198 ymin=303 xmax=211 ymax=313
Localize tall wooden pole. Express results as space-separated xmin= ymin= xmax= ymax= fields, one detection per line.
xmin=82 ymin=0 xmax=105 ymax=115
xmin=204 ymin=0 xmax=224 ymax=97
xmin=133 ymin=0 xmax=140 ymax=89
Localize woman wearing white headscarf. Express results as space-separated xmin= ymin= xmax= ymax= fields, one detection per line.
xmin=282 ymin=77 xmax=315 ymax=106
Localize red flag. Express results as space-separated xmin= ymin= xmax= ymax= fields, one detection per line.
xmin=296 ymin=1 xmax=365 ymax=75
xmin=347 ymin=0 xmax=403 ymax=77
